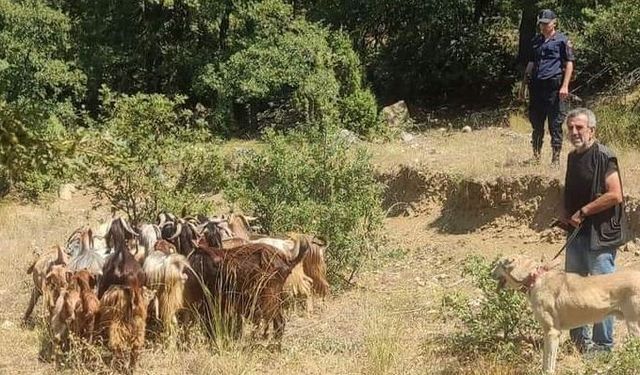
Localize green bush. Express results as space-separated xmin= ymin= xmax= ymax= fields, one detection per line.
xmin=339 ymin=89 xmax=382 ymax=138
xmin=0 ymin=0 xmax=86 ymax=107
xmin=583 ymin=338 xmax=640 ymax=375
xmin=81 ymin=90 xmax=226 ymax=224
xmin=195 ymin=1 xmax=380 ymax=136
xmin=441 ymin=255 xmax=540 ymax=361
xmin=225 ymin=126 xmax=384 ymax=284
xmin=579 ymin=0 xmax=640 ymax=82
xmin=595 ymin=102 xmax=640 ymax=147
xmin=0 ymin=101 xmax=76 ymax=200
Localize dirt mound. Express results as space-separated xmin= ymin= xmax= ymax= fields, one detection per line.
xmin=381 ymin=164 xmax=565 ymax=234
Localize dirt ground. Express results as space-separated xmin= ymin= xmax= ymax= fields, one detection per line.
xmin=1 ymin=125 xmax=640 ymax=374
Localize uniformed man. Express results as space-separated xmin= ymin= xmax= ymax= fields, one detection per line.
xmin=523 ymin=9 xmax=575 ymax=165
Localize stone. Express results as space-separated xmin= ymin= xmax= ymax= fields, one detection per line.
xmin=400 ymin=131 xmax=415 ymax=143
xmin=381 ymin=100 xmax=410 ymax=128
xmin=58 ymin=183 xmax=76 ymax=200
xmin=338 ymin=129 xmax=360 ymax=145
xmin=462 ymin=126 xmax=472 ymax=133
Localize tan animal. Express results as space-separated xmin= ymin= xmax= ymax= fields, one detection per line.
xmin=492 ymin=255 xmax=640 ymax=374
xmin=143 ymin=240 xmax=189 ymax=335
xmin=49 ymin=270 xmax=100 ymax=349
xmin=24 ymin=245 xmax=68 ymax=322
xmin=97 ymin=285 xmax=154 ymax=372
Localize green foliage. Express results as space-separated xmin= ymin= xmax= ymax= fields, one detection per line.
xmin=579 ymin=0 xmax=640 ymax=81
xmin=441 ymin=255 xmax=540 ymax=361
xmin=594 ymin=102 xmax=640 ymax=148
xmin=306 ymin=0 xmax=517 ymax=101
xmin=0 ymin=0 xmax=85 ymax=107
xmin=225 ymin=126 xmax=384 ymax=283
xmin=81 ymin=90 xmax=225 ymax=224
xmin=583 ymin=338 xmax=640 ymax=375
xmin=0 ymin=101 xmax=75 ymax=200
xmin=195 ymin=1 xmax=380 ymax=135
xmin=339 ymin=89 xmax=381 ymax=138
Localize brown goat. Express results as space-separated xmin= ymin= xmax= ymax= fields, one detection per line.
xmin=204 ymin=237 xmax=310 ymax=343
xmin=24 ymin=245 xmax=68 ymax=322
xmin=97 ymin=285 xmax=152 ymax=372
xmin=49 ymin=270 xmax=100 ymax=349
xmin=225 ymin=213 xmax=257 ymax=240
xmin=303 ymin=236 xmax=330 ymax=298
xmin=98 ymin=218 xmax=146 ymax=300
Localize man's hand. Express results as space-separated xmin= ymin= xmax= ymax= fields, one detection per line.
xmin=568 ymin=210 xmax=584 ymax=228
xmin=518 ymin=81 xmax=528 ymax=102
xmin=559 ymin=85 xmax=569 ymax=101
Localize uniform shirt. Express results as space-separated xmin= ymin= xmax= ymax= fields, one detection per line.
xmin=565 ymin=142 xmax=617 ymax=217
xmin=529 ymin=31 xmax=575 ymax=81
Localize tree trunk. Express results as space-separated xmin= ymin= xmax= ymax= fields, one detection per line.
xmin=516 ymin=1 xmax=537 ymax=69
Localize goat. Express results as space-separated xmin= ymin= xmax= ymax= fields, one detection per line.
xmin=303 ymin=236 xmax=330 ymax=298
xmin=67 ymin=225 xmax=105 ymax=279
xmin=23 ymin=245 xmax=68 ymax=322
xmin=49 ymin=270 xmax=99 ymax=349
xmin=138 ymin=223 xmax=161 ymax=255
xmin=97 ymin=285 xmax=153 ymax=372
xmin=224 ymin=213 xmax=257 ymax=240
xmin=98 ymin=218 xmax=146 ymax=300
xmin=199 ymin=237 xmax=310 ymax=343
xmin=143 ymin=240 xmax=189 ymax=335
xmin=104 ymin=216 xmax=139 ymax=255
xmin=249 ymin=235 xmax=314 ymax=314
xmin=43 ymin=264 xmax=70 ymax=317
xmin=161 ymin=218 xmax=198 ymax=256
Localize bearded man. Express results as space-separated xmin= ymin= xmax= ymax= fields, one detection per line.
xmin=562 ymin=107 xmax=628 ymax=353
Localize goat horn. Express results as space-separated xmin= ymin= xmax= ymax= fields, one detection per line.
xmin=168 ymin=222 xmax=182 ymax=240
xmin=291 ymin=237 xmax=301 ymax=260
xmin=65 ymin=227 xmax=82 ymax=246
xmin=158 ymin=213 xmax=167 ymax=227
xmin=120 ymin=217 xmax=139 ymax=237
xmin=187 ymin=222 xmax=198 ymax=234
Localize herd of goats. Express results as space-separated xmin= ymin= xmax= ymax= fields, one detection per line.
xmin=22 ymin=212 xmax=329 ymax=371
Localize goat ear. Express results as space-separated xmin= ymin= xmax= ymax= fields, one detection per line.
xmin=56 ymin=245 xmax=68 ymax=265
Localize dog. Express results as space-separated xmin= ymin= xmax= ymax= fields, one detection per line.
xmin=491 ymin=255 xmax=640 ymax=374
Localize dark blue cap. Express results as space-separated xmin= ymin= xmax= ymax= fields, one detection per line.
xmin=537 ymin=9 xmax=557 ymax=23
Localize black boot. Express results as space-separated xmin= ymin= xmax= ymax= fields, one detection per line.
xmin=532 ymin=147 xmax=541 ymax=163
xmin=551 ymin=147 xmax=561 ymax=166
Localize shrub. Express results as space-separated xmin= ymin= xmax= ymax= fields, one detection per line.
xmin=81 ymin=90 xmax=226 ymax=224
xmin=595 ymin=102 xmax=640 ymax=148
xmin=583 ymin=338 xmax=640 ymax=375
xmin=0 ymin=101 xmax=76 ymax=200
xmin=225 ymin=126 xmax=384 ymax=284
xmin=339 ymin=89 xmax=382 ymax=138
xmin=579 ymin=0 xmax=640 ymax=82
xmin=441 ymin=255 xmax=540 ymax=361
xmin=194 ymin=0 xmax=381 ymax=136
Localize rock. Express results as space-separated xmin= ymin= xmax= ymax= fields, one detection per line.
xmin=1 ymin=320 xmax=15 ymax=330
xmin=400 ymin=131 xmax=415 ymax=143
xmin=337 ymin=129 xmax=359 ymax=145
xmin=381 ymin=100 xmax=410 ymax=128
xmin=438 ymin=127 xmax=447 ymax=132
xmin=58 ymin=183 xmax=76 ymax=200
xmin=622 ymin=239 xmax=640 ymax=253
xmin=462 ymin=126 xmax=472 ymax=133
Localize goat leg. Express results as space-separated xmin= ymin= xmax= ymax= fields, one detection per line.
xmin=23 ymin=288 xmax=41 ymax=323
